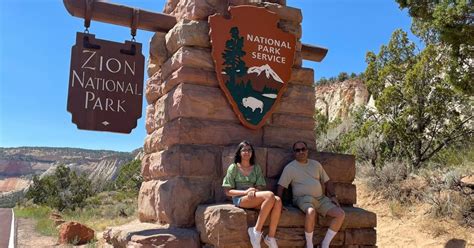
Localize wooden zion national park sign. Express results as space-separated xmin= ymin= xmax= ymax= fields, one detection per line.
xmin=210 ymin=6 xmax=296 ymax=129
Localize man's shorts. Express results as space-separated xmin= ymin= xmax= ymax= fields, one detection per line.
xmin=293 ymin=195 xmax=336 ymax=216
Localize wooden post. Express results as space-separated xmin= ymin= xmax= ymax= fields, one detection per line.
xmin=63 ymin=0 xmax=328 ymax=62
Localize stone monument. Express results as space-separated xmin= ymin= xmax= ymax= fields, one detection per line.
xmin=104 ymin=0 xmax=376 ymax=247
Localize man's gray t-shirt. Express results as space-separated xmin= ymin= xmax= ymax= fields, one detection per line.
xmin=278 ymin=159 xmax=330 ymax=198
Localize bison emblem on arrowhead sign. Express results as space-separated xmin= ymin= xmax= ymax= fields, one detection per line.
xmin=209 ymin=6 xmax=296 ymax=129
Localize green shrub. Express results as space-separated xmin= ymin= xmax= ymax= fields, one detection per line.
xmin=25 ymin=165 xmax=94 ymax=211
xmin=111 ymin=159 xmax=142 ymax=192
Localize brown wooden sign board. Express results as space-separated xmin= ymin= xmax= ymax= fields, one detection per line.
xmin=209 ymin=6 xmax=296 ymax=129
xmin=67 ymin=32 xmax=144 ymax=133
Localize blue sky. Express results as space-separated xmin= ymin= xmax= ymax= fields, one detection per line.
xmin=0 ymin=0 xmax=416 ymax=152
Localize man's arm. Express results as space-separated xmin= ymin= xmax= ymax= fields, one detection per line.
xmin=324 ymin=180 xmax=340 ymax=207
xmin=324 ymin=180 xmax=336 ymax=197
xmin=277 ymin=185 xmax=285 ymax=198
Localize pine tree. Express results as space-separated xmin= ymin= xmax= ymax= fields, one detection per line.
xmin=396 ymin=0 xmax=473 ymax=94
xmin=222 ymin=27 xmax=248 ymax=85
xmin=364 ymin=29 xmax=473 ymax=168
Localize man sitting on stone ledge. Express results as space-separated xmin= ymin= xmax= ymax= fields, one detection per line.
xmin=277 ymin=141 xmax=345 ymax=248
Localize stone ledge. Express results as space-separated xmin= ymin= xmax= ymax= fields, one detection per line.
xmin=196 ymin=204 xmax=376 ymax=247
xmin=103 ymin=221 xmax=200 ymax=248
xmin=246 ymin=206 xmax=376 ymax=230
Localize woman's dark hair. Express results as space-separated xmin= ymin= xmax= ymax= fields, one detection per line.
xmin=234 ymin=140 xmax=256 ymax=165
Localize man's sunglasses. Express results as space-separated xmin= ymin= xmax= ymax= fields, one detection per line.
xmin=294 ymin=147 xmax=307 ymax=153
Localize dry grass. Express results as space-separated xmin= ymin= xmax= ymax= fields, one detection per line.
xmin=15 ymin=190 xmax=139 ymax=237
xmin=357 ymin=160 xmax=473 ymax=227
xmin=388 ymin=201 xmax=404 ymax=219
xmin=419 ymin=219 xmax=449 ymax=238
xmin=62 ymin=191 xmax=138 ymax=231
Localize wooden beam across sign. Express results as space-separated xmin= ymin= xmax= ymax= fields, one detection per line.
xmin=63 ymin=0 xmax=328 ymax=62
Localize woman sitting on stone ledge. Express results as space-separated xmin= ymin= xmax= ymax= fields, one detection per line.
xmin=222 ymin=140 xmax=282 ymax=248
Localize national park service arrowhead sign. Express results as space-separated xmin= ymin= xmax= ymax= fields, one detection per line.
xmin=209 ymin=6 xmax=296 ymax=129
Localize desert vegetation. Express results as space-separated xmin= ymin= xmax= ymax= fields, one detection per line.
xmin=314 ymin=0 xmax=473 ymax=230
xmin=15 ymin=159 xmax=142 ymax=235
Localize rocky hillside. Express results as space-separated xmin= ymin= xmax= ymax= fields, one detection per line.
xmin=315 ymin=78 xmax=372 ymax=121
xmin=0 ymin=147 xmax=139 ymax=191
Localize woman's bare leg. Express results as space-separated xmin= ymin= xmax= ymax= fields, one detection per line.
xmin=239 ymin=191 xmax=276 ymax=232
xmin=268 ymin=196 xmax=282 ymax=237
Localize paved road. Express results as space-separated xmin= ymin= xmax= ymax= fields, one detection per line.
xmin=0 ymin=208 xmax=13 ymax=248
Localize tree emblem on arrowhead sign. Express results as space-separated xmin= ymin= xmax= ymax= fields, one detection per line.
xmin=209 ymin=6 xmax=296 ymax=129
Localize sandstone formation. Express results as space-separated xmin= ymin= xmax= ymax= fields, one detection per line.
xmin=315 ymin=79 xmax=369 ymax=122
xmin=0 ymin=147 xmax=134 ymax=182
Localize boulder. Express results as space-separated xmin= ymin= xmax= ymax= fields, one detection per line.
xmin=58 ymin=221 xmax=95 ymax=245
xmin=195 ymin=204 xmax=250 ymax=247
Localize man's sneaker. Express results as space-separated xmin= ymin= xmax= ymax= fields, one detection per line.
xmin=247 ymin=227 xmax=262 ymax=248
xmin=264 ymin=235 xmax=278 ymax=248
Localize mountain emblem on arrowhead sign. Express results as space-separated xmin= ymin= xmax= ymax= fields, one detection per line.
xmin=209 ymin=6 xmax=296 ymax=129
